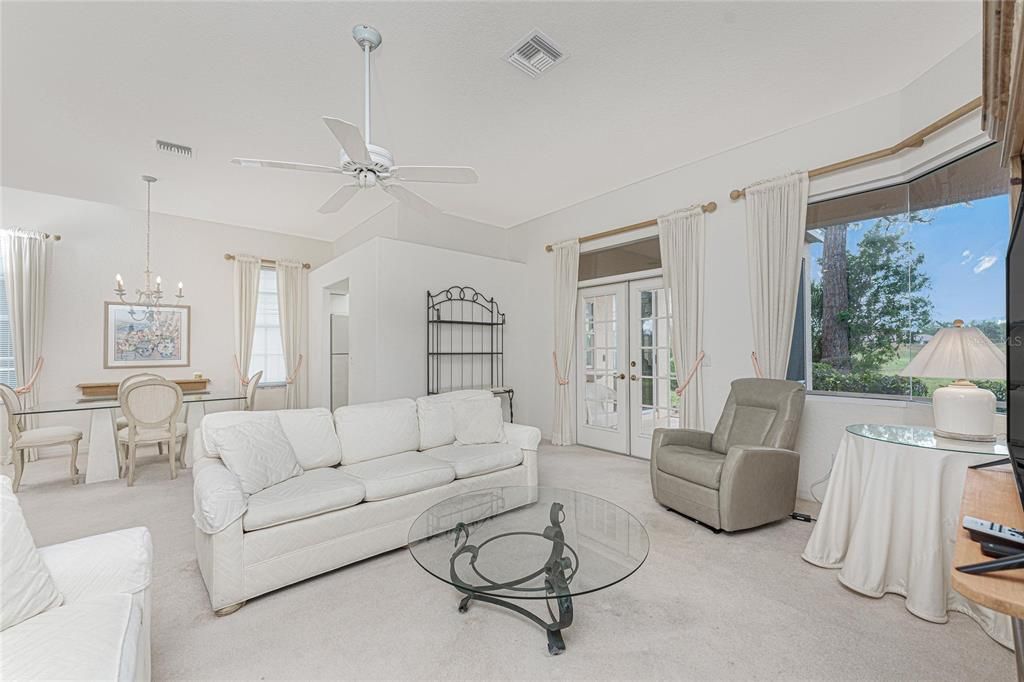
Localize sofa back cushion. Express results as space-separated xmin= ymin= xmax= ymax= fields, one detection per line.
xmin=202 ymin=409 xmax=342 ymax=471
xmin=453 ymin=397 xmax=506 ymax=445
xmin=1 ymin=476 xmax=63 ymax=631
xmin=334 ymin=398 xmax=419 ymax=465
xmin=415 ymin=390 xmax=493 ymax=450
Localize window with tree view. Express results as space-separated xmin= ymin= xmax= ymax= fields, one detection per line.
xmin=799 ymin=144 xmax=1010 ymax=400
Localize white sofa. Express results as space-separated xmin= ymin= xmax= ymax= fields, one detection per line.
xmin=0 ymin=525 xmax=153 ymax=681
xmin=192 ymin=390 xmax=541 ymax=614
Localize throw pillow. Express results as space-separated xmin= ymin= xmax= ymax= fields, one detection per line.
xmin=453 ymin=397 xmax=505 ymax=445
xmin=1 ymin=476 xmax=63 ymax=631
xmin=209 ymin=415 xmax=303 ymax=494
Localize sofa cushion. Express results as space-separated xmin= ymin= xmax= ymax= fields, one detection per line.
xmin=656 ymin=445 xmax=726 ymax=490
xmin=208 ymin=414 xmax=303 ymax=494
xmin=342 ymin=452 xmax=455 ymax=501
xmin=416 ymin=390 xmax=493 ymax=450
xmin=202 ymin=409 xmax=342 ymax=470
xmin=334 ymin=399 xmax=419 ymax=465
xmin=453 ymin=397 xmax=505 ymax=445
xmin=424 ymin=443 xmax=523 ymax=479
xmin=243 ymin=468 xmax=366 ymax=531
xmin=0 ymin=593 xmax=140 ymax=681
xmin=1 ymin=476 xmax=63 ymax=631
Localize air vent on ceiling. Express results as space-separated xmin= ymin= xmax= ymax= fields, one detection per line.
xmin=156 ymin=139 xmax=193 ymax=158
xmin=505 ymin=30 xmax=567 ymax=78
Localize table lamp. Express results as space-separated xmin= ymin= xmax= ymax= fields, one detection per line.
xmin=899 ymin=319 xmax=1006 ymax=441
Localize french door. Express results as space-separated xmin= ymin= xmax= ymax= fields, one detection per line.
xmin=577 ymin=277 xmax=680 ymax=458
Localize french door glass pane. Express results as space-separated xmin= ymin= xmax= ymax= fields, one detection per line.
xmin=637 ymin=285 xmax=680 ymax=434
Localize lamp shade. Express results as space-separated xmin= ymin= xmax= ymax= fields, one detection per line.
xmin=899 ymin=320 xmax=1006 ymax=380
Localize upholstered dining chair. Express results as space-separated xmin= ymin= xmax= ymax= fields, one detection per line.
xmin=118 ymin=377 xmax=186 ymax=486
xmin=650 ymin=378 xmax=806 ymax=532
xmin=0 ymin=383 xmax=83 ymax=492
xmin=244 ymin=370 xmax=262 ymax=411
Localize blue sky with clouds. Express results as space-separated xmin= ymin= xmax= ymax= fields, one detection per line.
xmin=809 ymin=194 xmax=1010 ymax=323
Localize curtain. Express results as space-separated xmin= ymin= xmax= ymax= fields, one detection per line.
xmin=233 ymin=255 xmax=262 ymax=393
xmin=275 ymin=260 xmax=307 ymax=409
xmin=552 ymin=239 xmax=580 ymax=446
xmin=744 ymin=171 xmax=809 ymax=379
xmin=658 ymin=206 xmax=706 ymax=430
xmin=0 ymin=230 xmax=48 ymax=463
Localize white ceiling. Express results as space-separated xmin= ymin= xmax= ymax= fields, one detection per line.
xmin=1 ymin=1 xmax=980 ymax=241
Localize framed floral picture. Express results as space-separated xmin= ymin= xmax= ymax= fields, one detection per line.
xmin=104 ymin=302 xmax=191 ymax=368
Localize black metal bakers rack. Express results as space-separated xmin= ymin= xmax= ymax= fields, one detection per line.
xmin=426 ymin=286 xmax=513 ymax=421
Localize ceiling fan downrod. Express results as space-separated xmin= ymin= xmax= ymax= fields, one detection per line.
xmin=352 ymin=25 xmax=381 ymax=145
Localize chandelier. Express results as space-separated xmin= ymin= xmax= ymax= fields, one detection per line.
xmin=114 ymin=175 xmax=184 ymax=322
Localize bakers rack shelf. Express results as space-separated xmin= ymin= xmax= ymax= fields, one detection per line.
xmin=426 ymin=286 xmax=513 ymax=421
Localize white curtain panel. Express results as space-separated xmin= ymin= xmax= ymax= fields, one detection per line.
xmin=275 ymin=260 xmax=307 ymax=409
xmin=552 ymin=239 xmax=580 ymax=446
xmin=658 ymin=206 xmax=706 ymax=430
xmin=0 ymin=230 xmax=47 ymax=463
xmin=744 ymin=171 xmax=809 ymax=379
xmin=232 ymin=255 xmax=262 ymax=393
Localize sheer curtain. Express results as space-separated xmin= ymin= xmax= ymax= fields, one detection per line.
xmin=552 ymin=240 xmax=580 ymax=446
xmin=744 ymin=172 xmax=808 ymax=379
xmin=275 ymin=260 xmax=307 ymax=409
xmin=233 ymin=255 xmax=262 ymax=392
xmin=0 ymin=230 xmax=48 ymax=463
xmin=658 ymin=206 xmax=706 ymax=430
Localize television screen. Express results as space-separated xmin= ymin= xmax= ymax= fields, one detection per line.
xmin=1006 ymin=192 xmax=1024 ymax=508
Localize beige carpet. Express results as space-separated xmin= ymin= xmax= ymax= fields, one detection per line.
xmin=7 ymin=444 xmax=1014 ymax=680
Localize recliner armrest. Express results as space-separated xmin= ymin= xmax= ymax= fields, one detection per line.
xmin=38 ymin=527 xmax=153 ymax=604
xmin=719 ymin=445 xmax=801 ymax=532
xmin=651 ymin=428 xmax=714 ymax=455
xmin=504 ymin=422 xmax=542 ymax=452
xmin=193 ymin=456 xmax=247 ymax=535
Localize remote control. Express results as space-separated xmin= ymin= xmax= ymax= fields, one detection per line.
xmin=981 ymin=542 xmax=1024 ymax=559
xmin=963 ymin=516 xmax=1024 ymax=550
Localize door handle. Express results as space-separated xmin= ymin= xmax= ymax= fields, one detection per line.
xmin=617 ymin=372 xmax=626 ymax=380
xmin=630 ymin=374 xmax=638 ymax=381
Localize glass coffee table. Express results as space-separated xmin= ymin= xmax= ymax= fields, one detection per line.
xmin=408 ymin=486 xmax=649 ymax=655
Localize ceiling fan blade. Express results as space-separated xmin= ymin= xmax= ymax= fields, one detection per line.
xmin=381 ymin=183 xmax=442 ymax=216
xmin=317 ymin=185 xmax=361 ymax=214
xmin=390 ymin=166 xmax=478 ymax=184
xmin=322 ymin=117 xmax=370 ymax=164
xmin=231 ymin=158 xmax=344 ymax=174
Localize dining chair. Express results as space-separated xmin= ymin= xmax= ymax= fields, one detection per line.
xmin=0 ymin=383 xmax=83 ymax=492
xmin=118 ymin=377 xmax=186 ymax=486
xmin=244 ymin=371 xmax=263 ymax=411
xmin=116 ymin=373 xmax=171 ymax=459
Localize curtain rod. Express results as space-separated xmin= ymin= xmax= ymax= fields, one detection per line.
xmin=223 ymin=253 xmax=311 ymax=269
xmin=729 ymin=96 xmax=983 ymax=200
xmin=543 ymin=201 xmax=717 ymax=253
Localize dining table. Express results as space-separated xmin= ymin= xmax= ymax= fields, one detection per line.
xmin=8 ymin=392 xmax=246 ymax=483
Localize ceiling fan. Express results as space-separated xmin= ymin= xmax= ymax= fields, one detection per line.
xmin=231 ymin=25 xmax=477 ymax=216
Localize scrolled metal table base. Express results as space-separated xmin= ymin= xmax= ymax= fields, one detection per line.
xmin=449 ymin=502 xmax=576 ymax=655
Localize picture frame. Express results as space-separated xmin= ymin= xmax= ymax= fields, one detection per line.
xmin=104 ymin=302 xmax=191 ymax=369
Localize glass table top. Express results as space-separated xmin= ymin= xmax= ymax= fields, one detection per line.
xmin=846 ymin=423 xmax=1009 ymax=456
xmin=12 ymin=392 xmax=246 ymax=415
xmin=408 ymin=486 xmax=649 ymax=600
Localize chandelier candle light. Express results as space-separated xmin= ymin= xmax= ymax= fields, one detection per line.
xmin=114 ymin=175 xmax=184 ymax=321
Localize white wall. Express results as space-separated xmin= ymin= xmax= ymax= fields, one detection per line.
xmin=310 ymin=237 xmax=526 ymax=410
xmin=504 ymin=35 xmax=989 ymax=499
xmin=0 ymin=186 xmax=333 ymax=443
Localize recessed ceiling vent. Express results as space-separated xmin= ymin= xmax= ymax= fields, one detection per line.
xmin=505 ymin=30 xmax=567 ymax=78
xmin=156 ymin=139 xmax=193 ymax=159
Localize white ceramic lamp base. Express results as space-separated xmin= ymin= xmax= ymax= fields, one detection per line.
xmin=932 ymin=380 xmax=996 ymax=442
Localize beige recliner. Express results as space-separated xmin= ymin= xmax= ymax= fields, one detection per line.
xmin=650 ymin=378 xmax=805 ymax=532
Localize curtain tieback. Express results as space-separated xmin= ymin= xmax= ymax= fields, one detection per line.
xmin=674 ymin=351 xmax=705 ymax=396
xmin=750 ymin=352 xmax=764 ymax=379
xmin=285 ymin=354 xmax=304 ymax=385
xmin=551 ymin=352 xmax=569 ymax=386
xmin=13 ymin=357 xmax=43 ymax=396
xmin=233 ymin=355 xmax=249 ymax=387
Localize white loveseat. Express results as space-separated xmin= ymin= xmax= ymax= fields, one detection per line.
xmin=192 ymin=390 xmax=541 ymax=614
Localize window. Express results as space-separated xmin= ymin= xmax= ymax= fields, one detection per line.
xmin=249 ymin=268 xmax=286 ymax=384
xmin=797 ymin=144 xmax=1010 ymax=400
xmin=0 ymin=267 xmax=14 ymax=386
xmin=579 ymin=236 xmax=661 ymax=281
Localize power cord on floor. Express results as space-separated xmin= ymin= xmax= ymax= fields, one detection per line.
xmin=790 ymin=448 xmax=840 ymax=524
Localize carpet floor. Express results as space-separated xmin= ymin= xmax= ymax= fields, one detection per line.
xmin=7 ymin=444 xmax=1014 ymax=680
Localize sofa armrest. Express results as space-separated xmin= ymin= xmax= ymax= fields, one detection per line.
xmin=719 ymin=445 xmax=800 ymax=531
xmin=651 ymin=428 xmax=713 ymax=455
xmin=504 ymin=422 xmax=542 ymax=452
xmin=193 ymin=455 xmax=247 ymax=535
xmin=37 ymin=527 xmax=152 ymax=604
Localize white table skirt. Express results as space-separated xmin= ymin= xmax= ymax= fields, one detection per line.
xmin=802 ymin=431 xmax=1013 ymax=649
